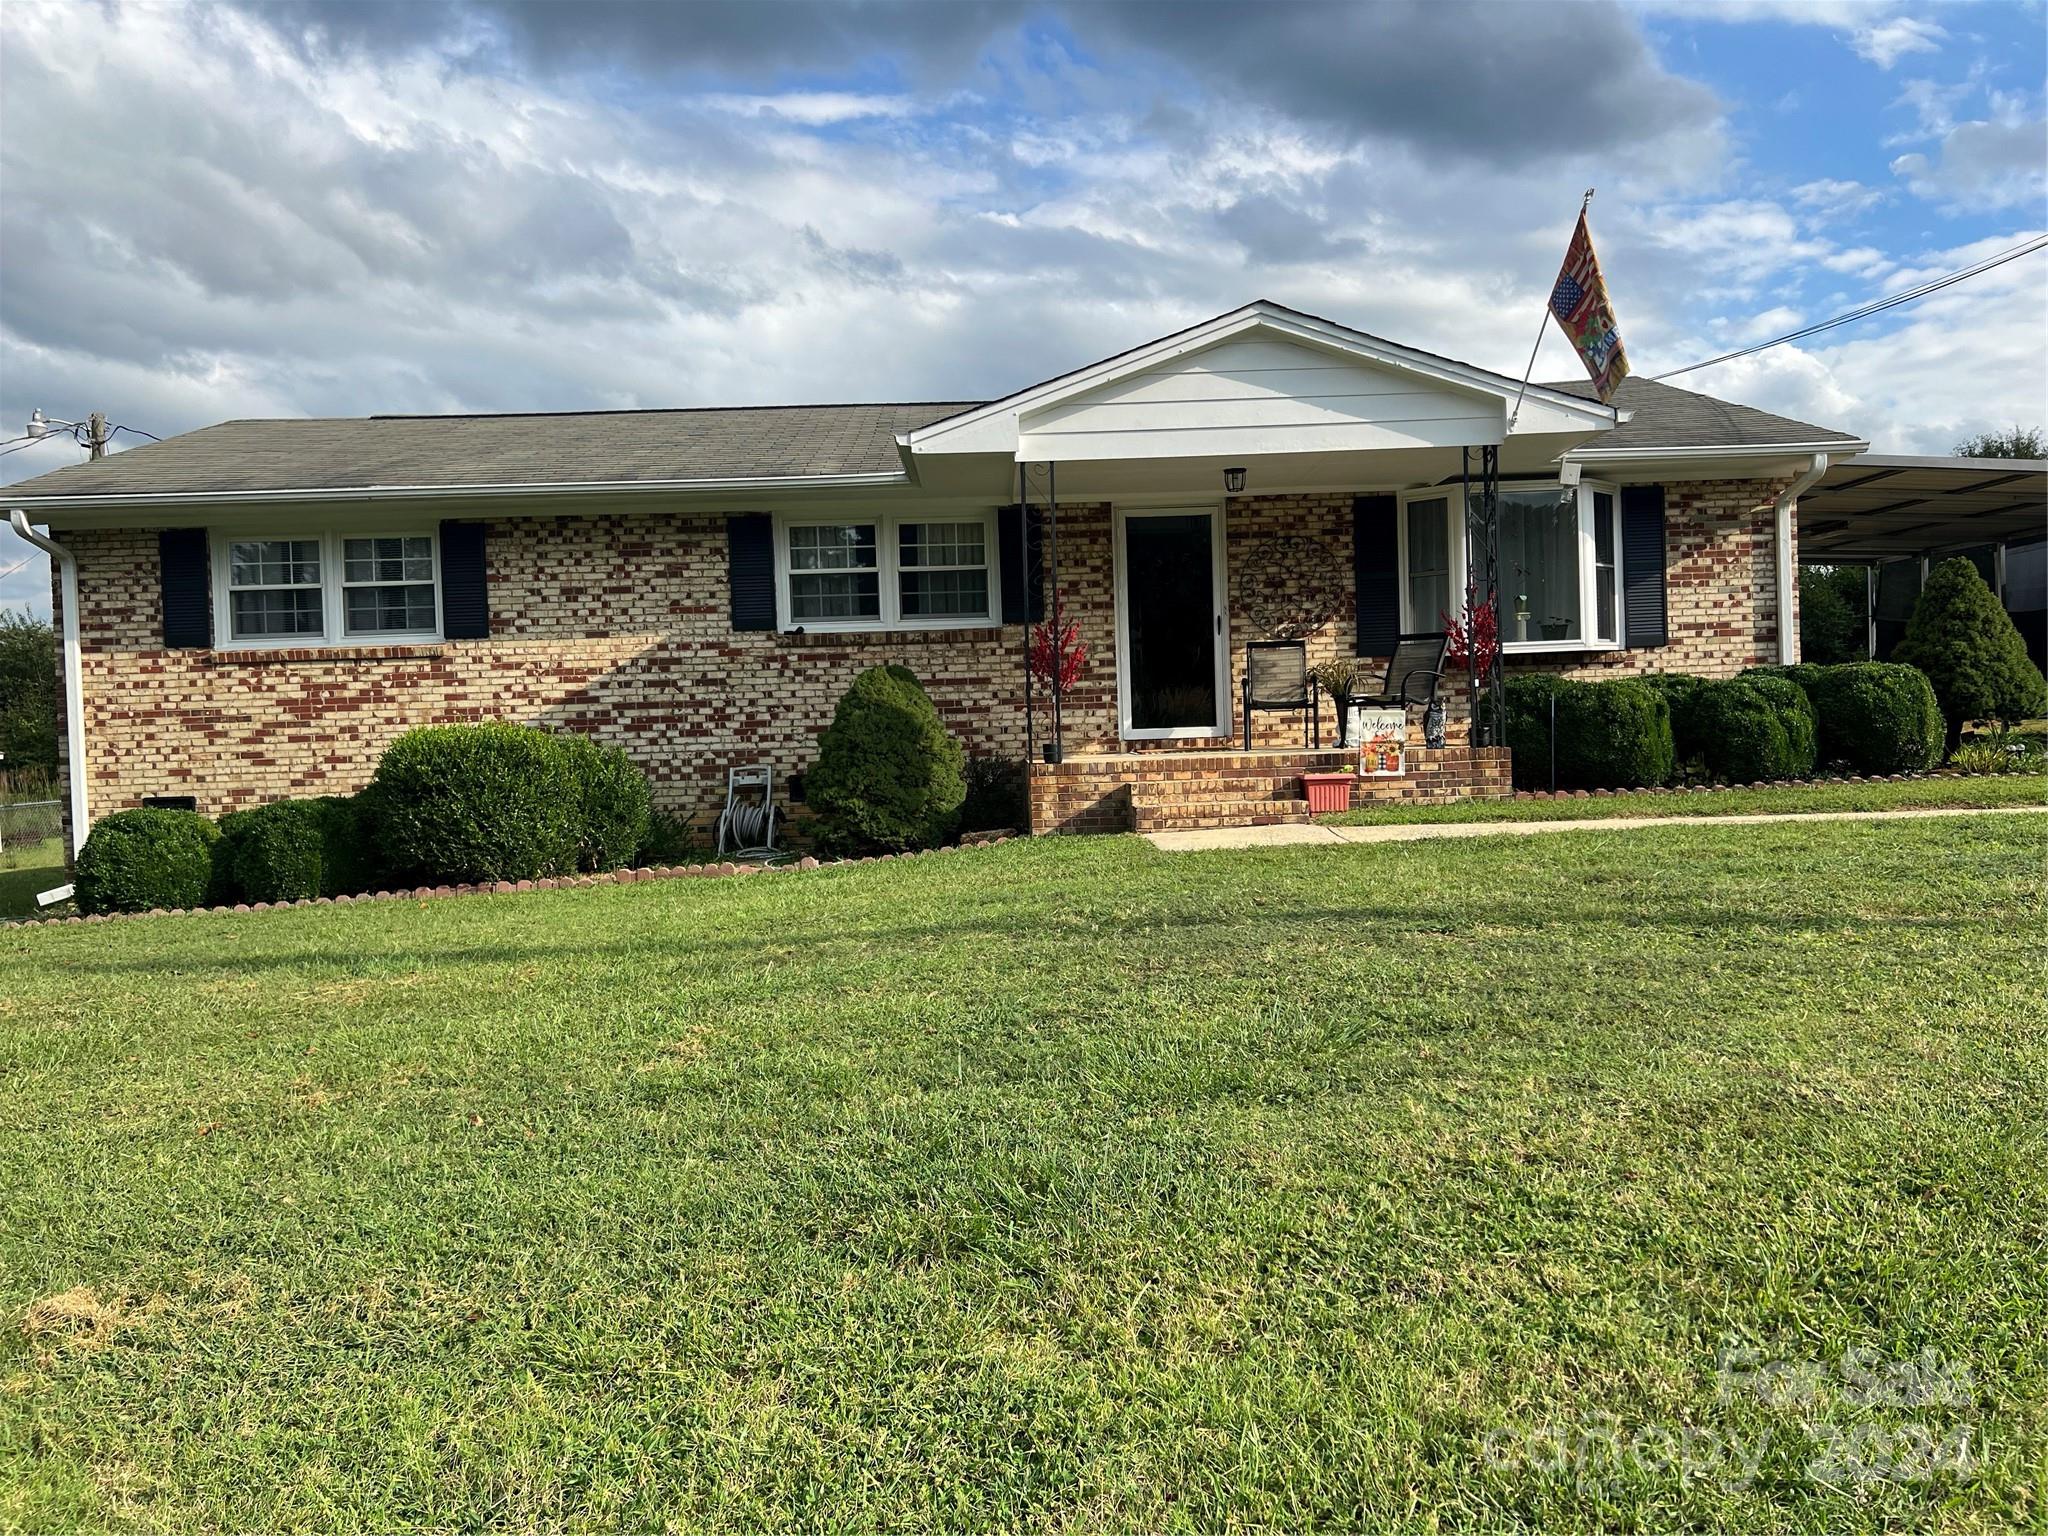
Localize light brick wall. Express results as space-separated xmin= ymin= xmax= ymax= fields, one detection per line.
xmin=54 ymin=476 xmax=1792 ymax=829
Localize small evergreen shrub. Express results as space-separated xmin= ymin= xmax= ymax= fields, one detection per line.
xmin=215 ymin=795 xmax=381 ymax=901
xmin=634 ymin=808 xmax=702 ymax=867
xmin=1893 ymin=557 xmax=2048 ymax=744
xmin=370 ymin=722 xmax=581 ymax=884
xmin=807 ymin=665 xmax=966 ymax=853
xmin=557 ymin=733 xmax=653 ymax=872
xmin=75 ymin=808 xmax=221 ymax=914
xmin=1644 ymin=672 xmax=1713 ymax=770
xmin=1687 ymin=678 xmax=1814 ymax=783
xmin=959 ymin=756 xmax=1027 ymax=833
xmin=1806 ymin=663 xmax=1946 ymax=774
xmin=1502 ymin=675 xmax=1672 ymax=791
xmin=217 ymin=799 xmax=327 ymax=902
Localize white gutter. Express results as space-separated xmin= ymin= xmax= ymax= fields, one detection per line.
xmin=2 ymin=468 xmax=911 ymax=515
xmin=1775 ymin=453 xmax=1831 ymax=665
xmin=1565 ymin=439 xmax=1867 ymax=464
xmin=8 ymin=511 xmax=88 ymax=856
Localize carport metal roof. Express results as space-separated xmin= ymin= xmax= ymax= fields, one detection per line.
xmin=1798 ymin=454 xmax=2046 ymax=563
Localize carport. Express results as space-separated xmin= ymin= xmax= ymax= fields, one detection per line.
xmin=1796 ymin=454 xmax=2047 ymax=669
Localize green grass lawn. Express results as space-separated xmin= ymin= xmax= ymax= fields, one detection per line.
xmin=0 ymin=836 xmax=66 ymax=921
xmin=3 ymin=818 xmax=2043 ymax=1532
xmin=1323 ymin=770 xmax=2047 ymax=826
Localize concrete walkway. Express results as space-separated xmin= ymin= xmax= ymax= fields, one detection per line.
xmin=1144 ymin=803 xmax=2048 ymax=852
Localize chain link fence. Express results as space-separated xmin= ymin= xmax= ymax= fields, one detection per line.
xmin=0 ymin=799 xmax=63 ymax=857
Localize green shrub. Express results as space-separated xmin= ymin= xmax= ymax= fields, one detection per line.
xmin=1806 ymin=663 xmax=1946 ymax=774
xmin=370 ymin=722 xmax=581 ymax=884
xmin=215 ymin=795 xmax=381 ymax=901
xmin=1797 ymin=567 xmax=1868 ymax=665
xmin=1744 ymin=674 xmax=1818 ymax=776
xmin=959 ymin=756 xmax=1027 ymax=833
xmin=1503 ymin=675 xmax=1673 ymax=791
xmin=1644 ymin=673 xmax=1712 ymax=765
xmin=1893 ymin=557 xmax=2048 ymax=744
xmin=807 ymin=666 xmax=966 ymax=853
xmin=634 ymin=808 xmax=702 ymax=867
xmin=557 ymin=734 xmax=653 ymax=872
xmin=75 ymin=808 xmax=221 ymax=914
xmin=1687 ymin=678 xmax=1815 ymax=783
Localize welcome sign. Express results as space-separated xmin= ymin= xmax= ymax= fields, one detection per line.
xmin=1348 ymin=706 xmax=1407 ymax=776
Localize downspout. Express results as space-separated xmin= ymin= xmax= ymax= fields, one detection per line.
xmin=8 ymin=511 xmax=88 ymax=857
xmin=1773 ymin=453 xmax=1829 ymax=665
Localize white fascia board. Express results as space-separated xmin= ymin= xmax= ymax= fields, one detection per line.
xmin=902 ymin=302 xmax=1617 ymax=455
xmin=1564 ymin=440 xmax=1868 ymax=464
xmin=5 ymin=469 xmax=912 ymax=522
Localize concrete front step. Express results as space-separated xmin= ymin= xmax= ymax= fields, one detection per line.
xmin=1130 ymin=773 xmax=1311 ymax=800
xmin=1131 ymin=797 xmax=1313 ymax=832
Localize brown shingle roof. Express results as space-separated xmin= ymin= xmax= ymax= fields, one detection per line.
xmin=4 ymin=403 xmax=974 ymax=500
xmin=1543 ymin=376 xmax=1861 ymax=450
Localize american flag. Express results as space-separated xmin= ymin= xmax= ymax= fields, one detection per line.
xmin=1549 ymin=211 xmax=1629 ymax=402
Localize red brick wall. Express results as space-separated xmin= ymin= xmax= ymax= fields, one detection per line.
xmin=55 ymin=476 xmax=1792 ymax=826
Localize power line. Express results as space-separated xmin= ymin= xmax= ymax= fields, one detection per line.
xmin=110 ymin=424 xmax=161 ymax=442
xmin=1652 ymin=234 xmax=2048 ymax=382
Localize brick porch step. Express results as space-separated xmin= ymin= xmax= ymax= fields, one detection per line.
xmin=1129 ymin=773 xmax=1313 ymax=800
xmin=1130 ymin=796 xmax=1314 ymax=832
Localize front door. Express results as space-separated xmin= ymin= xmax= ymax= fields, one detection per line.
xmin=1116 ymin=506 xmax=1229 ymax=739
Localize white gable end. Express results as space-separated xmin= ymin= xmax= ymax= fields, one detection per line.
xmin=1017 ymin=333 xmax=1505 ymax=463
xmin=902 ymin=304 xmax=1618 ymax=465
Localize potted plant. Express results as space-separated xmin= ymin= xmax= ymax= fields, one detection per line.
xmin=1310 ymin=657 xmax=1361 ymax=744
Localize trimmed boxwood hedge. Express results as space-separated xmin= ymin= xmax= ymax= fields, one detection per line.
xmin=807 ymin=665 xmax=966 ymax=853
xmin=1685 ymin=677 xmax=1817 ymax=783
xmin=370 ymin=722 xmax=583 ymax=884
xmin=1504 ymin=674 xmax=1674 ymax=791
xmin=557 ymin=733 xmax=653 ymax=873
xmin=216 ymin=794 xmax=382 ymax=902
xmin=75 ymin=808 xmax=222 ymax=914
xmin=1806 ymin=663 xmax=1946 ymax=774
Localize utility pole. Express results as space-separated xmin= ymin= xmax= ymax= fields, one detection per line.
xmin=26 ymin=408 xmax=112 ymax=457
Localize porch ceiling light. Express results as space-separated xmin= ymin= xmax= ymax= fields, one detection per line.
xmin=1224 ymin=466 xmax=1247 ymax=494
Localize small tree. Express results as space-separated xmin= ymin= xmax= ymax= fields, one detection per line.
xmin=1892 ymin=557 xmax=2048 ymax=747
xmin=1798 ymin=566 xmax=1866 ymax=665
xmin=0 ymin=610 xmax=58 ymax=780
xmin=1953 ymin=426 xmax=2043 ymax=459
xmin=807 ymin=665 xmax=966 ymax=854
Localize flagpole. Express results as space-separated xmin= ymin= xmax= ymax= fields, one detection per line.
xmin=1508 ymin=188 xmax=1595 ymax=431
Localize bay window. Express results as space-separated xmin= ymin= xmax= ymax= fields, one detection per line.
xmin=778 ymin=512 xmax=997 ymax=629
xmin=1398 ymin=480 xmax=1624 ymax=651
xmin=215 ymin=529 xmax=442 ymax=648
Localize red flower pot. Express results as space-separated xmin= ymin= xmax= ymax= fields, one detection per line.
xmin=1301 ymin=772 xmax=1355 ymax=815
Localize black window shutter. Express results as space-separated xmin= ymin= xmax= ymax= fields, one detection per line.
xmin=159 ymin=529 xmax=211 ymax=648
xmin=1620 ymin=484 xmax=1669 ymax=648
xmin=1353 ymin=493 xmax=1399 ymax=656
xmin=997 ymin=503 xmax=1046 ymax=624
xmin=439 ymin=521 xmax=490 ymax=639
xmin=728 ymin=514 xmax=776 ymax=631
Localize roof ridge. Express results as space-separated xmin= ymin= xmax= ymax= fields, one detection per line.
xmin=365 ymin=401 xmax=982 ymax=422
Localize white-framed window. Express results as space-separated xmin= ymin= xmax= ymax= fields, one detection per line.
xmin=214 ymin=529 xmax=443 ymax=648
xmin=1397 ymin=480 xmax=1624 ymax=651
xmin=776 ymin=511 xmax=999 ymax=630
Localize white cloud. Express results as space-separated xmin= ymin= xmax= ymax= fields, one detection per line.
xmin=1892 ymin=113 xmax=2048 ymax=212
xmin=1791 ymin=178 xmax=1888 ymax=220
xmin=1852 ymin=15 xmax=1945 ymax=69
xmin=698 ymin=92 xmax=917 ymax=125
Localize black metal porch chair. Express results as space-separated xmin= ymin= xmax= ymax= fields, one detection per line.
xmin=1241 ymin=640 xmax=1316 ymax=748
xmin=1358 ymin=632 xmax=1450 ymax=711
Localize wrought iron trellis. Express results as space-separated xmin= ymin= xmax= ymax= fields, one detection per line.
xmin=1461 ymin=444 xmax=1506 ymax=747
xmin=1019 ymin=460 xmax=1064 ymax=763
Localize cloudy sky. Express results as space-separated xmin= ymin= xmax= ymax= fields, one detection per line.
xmin=2 ymin=0 xmax=2044 ymax=613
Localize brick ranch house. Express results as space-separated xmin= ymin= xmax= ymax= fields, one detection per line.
xmin=7 ymin=301 xmax=1867 ymax=845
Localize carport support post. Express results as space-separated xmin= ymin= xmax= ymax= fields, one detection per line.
xmin=1018 ymin=460 xmax=1035 ymax=765
xmin=1865 ymin=564 xmax=1877 ymax=661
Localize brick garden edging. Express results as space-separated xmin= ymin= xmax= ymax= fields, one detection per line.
xmin=1507 ymin=768 xmax=1968 ymax=802
xmin=1 ymin=836 xmax=1017 ymax=931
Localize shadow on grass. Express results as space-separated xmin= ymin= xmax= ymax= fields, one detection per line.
xmin=37 ymin=887 xmax=1990 ymax=981
xmin=0 ymin=859 xmax=66 ymax=922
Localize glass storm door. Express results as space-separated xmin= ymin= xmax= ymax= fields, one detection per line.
xmin=1118 ymin=508 xmax=1227 ymax=738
